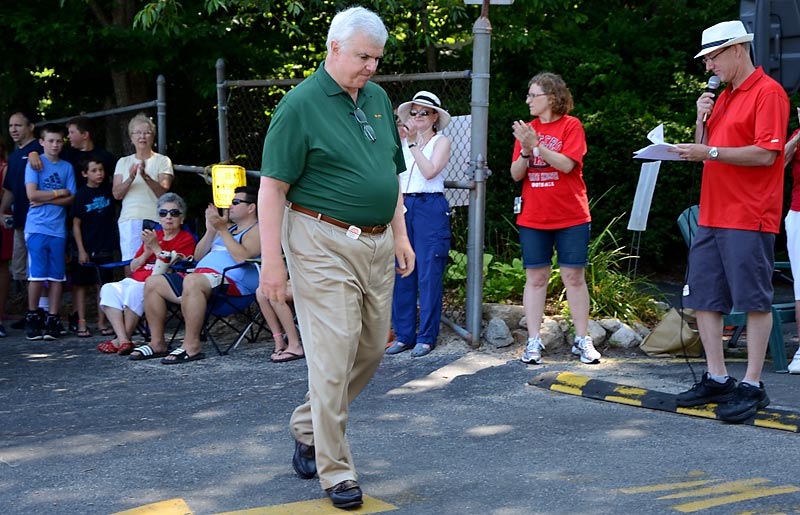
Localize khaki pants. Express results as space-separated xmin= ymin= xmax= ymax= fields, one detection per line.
xmin=285 ymin=208 xmax=394 ymax=490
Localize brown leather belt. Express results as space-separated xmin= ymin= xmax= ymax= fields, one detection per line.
xmin=287 ymin=202 xmax=389 ymax=235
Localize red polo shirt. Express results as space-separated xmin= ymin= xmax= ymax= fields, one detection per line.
xmin=699 ymin=67 xmax=789 ymax=233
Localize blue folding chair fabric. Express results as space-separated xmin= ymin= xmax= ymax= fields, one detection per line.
xmin=168 ymin=261 xmax=266 ymax=355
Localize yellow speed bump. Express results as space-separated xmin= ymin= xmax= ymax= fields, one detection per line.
xmin=529 ymin=371 xmax=800 ymax=433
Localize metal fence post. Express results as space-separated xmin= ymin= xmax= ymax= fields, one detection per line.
xmin=465 ymin=7 xmax=492 ymax=346
xmin=216 ymin=58 xmax=229 ymax=163
xmin=157 ymin=75 xmax=167 ymax=153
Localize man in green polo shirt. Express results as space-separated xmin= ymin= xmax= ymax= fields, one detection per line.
xmin=257 ymin=6 xmax=414 ymax=510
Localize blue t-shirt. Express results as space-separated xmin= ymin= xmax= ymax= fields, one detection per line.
xmin=4 ymin=139 xmax=43 ymax=229
xmin=24 ymin=157 xmax=77 ymax=238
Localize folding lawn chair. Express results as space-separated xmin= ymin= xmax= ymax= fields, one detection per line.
xmin=167 ymin=261 xmax=267 ymax=355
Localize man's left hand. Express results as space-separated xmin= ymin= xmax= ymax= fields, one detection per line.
xmin=671 ymin=143 xmax=710 ymax=162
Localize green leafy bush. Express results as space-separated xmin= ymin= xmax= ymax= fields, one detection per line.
xmin=444 ymin=212 xmax=664 ymax=326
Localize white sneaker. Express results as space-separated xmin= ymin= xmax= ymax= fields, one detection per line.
xmin=788 ymin=349 xmax=800 ymax=374
xmin=521 ymin=336 xmax=545 ymax=364
xmin=572 ymin=336 xmax=601 ymax=364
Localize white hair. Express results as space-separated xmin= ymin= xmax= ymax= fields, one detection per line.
xmin=326 ymin=6 xmax=388 ymax=53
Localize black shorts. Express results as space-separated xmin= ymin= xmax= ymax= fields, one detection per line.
xmin=684 ymin=226 xmax=775 ymax=313
xmin=71 ymin=255 xmax=115 ymax=286
xmin=164 ymin=272 xmax=186 ymax=298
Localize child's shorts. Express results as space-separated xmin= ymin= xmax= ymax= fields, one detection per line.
xmin=25 ymin=233 xmax=67 ymax=282
xmin=71 ymin=253 xmax=115 ymax=286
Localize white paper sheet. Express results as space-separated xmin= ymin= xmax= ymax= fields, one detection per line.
xmin=633 ymin=124 xmax=683 ymax=161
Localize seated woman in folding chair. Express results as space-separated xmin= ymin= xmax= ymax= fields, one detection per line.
xmin=96 ymin=193 xmax=196 ymax=354
xmin=133 ymin=186 xmax=299 ymax=364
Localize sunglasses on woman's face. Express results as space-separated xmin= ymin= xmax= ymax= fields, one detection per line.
xmin=409 ymin=109 xmax=432 ymax=118
xmin=159 ymin=209 xmax=182 ymax=218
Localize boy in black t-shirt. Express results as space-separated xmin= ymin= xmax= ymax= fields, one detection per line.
xmin=71 ymin=158 xmax=118 ymax=337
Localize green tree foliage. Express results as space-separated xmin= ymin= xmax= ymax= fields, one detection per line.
xmin=5 ymin=0 xmax=796 ymax=271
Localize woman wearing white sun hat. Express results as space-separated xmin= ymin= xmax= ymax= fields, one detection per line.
xmin=386 ymin=91 xmax=452 ymax=358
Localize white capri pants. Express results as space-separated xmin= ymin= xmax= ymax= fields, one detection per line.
xmin=99 ymin=278 xmax=146 ymax=316
xmin=785 ymin=209 xmax=800 ymax=300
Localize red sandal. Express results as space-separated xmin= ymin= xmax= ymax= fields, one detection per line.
xmin=117 ymin=342 xmax=135 ymax=355
xmin=97 ymin=340 xmax=120 ymax=354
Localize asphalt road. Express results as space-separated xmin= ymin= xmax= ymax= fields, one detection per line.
xmin=2 ymin=327 xmax=800 ymax=515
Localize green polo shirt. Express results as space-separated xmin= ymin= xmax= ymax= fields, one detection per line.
xmin=260 ymin=62 xmax=405 ymax=227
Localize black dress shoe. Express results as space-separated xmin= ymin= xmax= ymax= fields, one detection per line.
xmin=292 ymin=440 xmax=317 ymax=479
xmin=326 ymin=480 xmax=363 ymax=509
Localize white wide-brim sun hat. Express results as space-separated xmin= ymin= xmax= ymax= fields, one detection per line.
xmin=397 ymin=91 xmax=451 ymax=130
xmin=694 ymin=20 xmax=754 ymax=58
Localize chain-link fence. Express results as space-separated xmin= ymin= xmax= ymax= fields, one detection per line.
xmin=40 ymin=76 xmax=167 ymax=159
xmin=219 ymin=67 xmax=474 ymax=329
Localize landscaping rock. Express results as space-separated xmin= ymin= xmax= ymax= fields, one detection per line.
xmin=608 ymin=322 xmax=643 ymax=348
xmin=482 ymin=317 xmax=514 ymax=348
xmin=588 ymin=319 xmax=608 ymax=345
xmin=599 ymin=318 xmax=622 ymax=332
xmin=483 ymin=303 xmax=525 ymax=329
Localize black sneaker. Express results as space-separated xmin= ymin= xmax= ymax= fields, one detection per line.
xmin=25 ymin=311 xmax=43 ymax=340
xmin=43 ymin=315 xmax=64 ymax=341
xmin=717 ymin=382 xmax=770 ymax=423
xmin=675 ymin=372 xmax=737 ymax=407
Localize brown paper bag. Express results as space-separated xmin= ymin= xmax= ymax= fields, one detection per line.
xmin=640 ymin=308 xmax=703 ymax=357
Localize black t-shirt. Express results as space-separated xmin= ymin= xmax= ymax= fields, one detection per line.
xmin=62 ymin=146 xmax=117 ymax=188
xmin=71 ymin=184 xmax=119 ymax=255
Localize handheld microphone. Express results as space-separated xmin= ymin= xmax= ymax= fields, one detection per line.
xmin=702 ymin=76 xmax=720 ymax=123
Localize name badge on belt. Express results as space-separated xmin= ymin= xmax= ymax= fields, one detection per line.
xmin=346 ymin=225 xmax=362 ymax=240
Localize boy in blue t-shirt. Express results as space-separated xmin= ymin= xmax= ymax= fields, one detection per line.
xmin=71 ymin=157 xmax=118 ymax=337
xmin=24 ymin=124 xmax=76 ymax=340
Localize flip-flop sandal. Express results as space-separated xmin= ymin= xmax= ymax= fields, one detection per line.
xmin=129 ymin=344 xmax=170 ymax=361
xmin=76 ymin=329 xmax=92 ymax=338
xmin=161 ymin=348 xmax=206 ymax=365
xmin=99 ymin=328 xmax=115 ymax=336
xmin=117 ymin=342 xmax=135 ymax=355
xmin=96 ymin=340 xmax=120 ymax=354
xmin=271 ymin=351 xmax=305 ymax=363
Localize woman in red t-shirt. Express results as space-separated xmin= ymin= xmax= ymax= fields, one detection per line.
xmin=784 ymin=107 xmax=800 ymax=373
xmin=509 ymin=72 xmax=599 ymax=366
xmin=97 ymin=193 xmax=195 ymax=355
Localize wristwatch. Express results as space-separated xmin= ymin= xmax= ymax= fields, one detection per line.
xmin=708 ymin=147 xmax=719 ymax=160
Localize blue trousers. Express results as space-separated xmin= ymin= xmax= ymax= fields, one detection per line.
xmin=392 ymin=193 xmax=451 ymax=346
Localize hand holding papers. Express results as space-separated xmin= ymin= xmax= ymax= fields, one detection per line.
xmin=633 ymin=124 xmax=683 ymax=161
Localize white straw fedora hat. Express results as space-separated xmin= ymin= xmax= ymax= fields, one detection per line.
xmin=694 ymin=20 xmax=754 ymax=58
xmin=397 ymin=91 xmax=451 ymax=130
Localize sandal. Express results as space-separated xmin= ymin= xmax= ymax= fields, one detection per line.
xmin=99 ymin=327 xmax=115 ymax=337
xmin=161 ymin=348 xmax=206 ymax=365
xmin=117 ymin=342 xmax=135 ymax=355
xmin=97 ymin=340 xmax=120 ymax=354
xmin=129 ymin=344 xmax=170 ymax=361
xmin=76 ymin=320 xmax=91 ymax=338
xmin=385 ymin=342 xmax=413 ymax=355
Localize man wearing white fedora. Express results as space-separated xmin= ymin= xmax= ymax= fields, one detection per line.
xmin=672 ymin=20 xmax=790 ymax=423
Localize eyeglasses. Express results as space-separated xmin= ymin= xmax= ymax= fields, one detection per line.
xmin=526 ymin=92 xmax=548 ymax=100
xmin=409 ymin=109 xmax=432 ymax=118
xmin=702 ymin=46 xmax=731 ymax=65
xmin=230 ymin=198 xmax=253 ymax=205
xmin=353 ymin=108 xmax=377 ymax=142
xmin=131 ymin=130 xmax=154 ymax=137
xmin=158 ymin=209 xmax=182 ymax=218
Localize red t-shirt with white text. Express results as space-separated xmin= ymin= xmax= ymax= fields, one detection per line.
xmin=513 ymin=115 xmax=591 ymax=230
